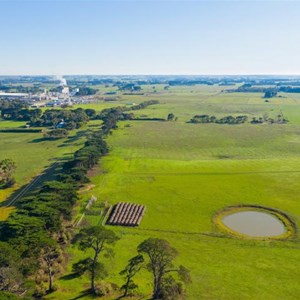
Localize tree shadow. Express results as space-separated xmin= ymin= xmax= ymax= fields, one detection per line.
xmin=58 ymin=130 xmax=90 ymax=148
xmin=70 ymin=288 xmax=92 ymax=300
xmin=29 ymin=137 xmax=47 ymax=143
xmin=60 ymin=273 xmax=80 ymax=281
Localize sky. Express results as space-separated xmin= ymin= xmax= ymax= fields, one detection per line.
xmin=0 ymin=0 xmax=300 ymax=75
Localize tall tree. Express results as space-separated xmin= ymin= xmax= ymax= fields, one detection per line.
xmin=138 ymin=238 xmax=191 ymax=299
xmin=0 ymin=242 xmax=24 ymax=294
xmin=37 ymin=240 xmax=62 ymax=292
xmin=75 ymin=226 xmax=119 ymax=294
xmin=120 ymin=254 xmax=144 ymax=297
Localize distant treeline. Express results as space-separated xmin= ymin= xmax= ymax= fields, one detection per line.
xmin=227 ymin=83 xmax=300 ymax=95
xmin=117 ymin=83 xmax=142 ymax=92
xmin=168 ymin=80 xmax=215 ymax=86
xmin=250 ymin=112 xmax=288 ymax=124
xmin=189 ymin=114 xmax=248 ymax=125
xmin=0 ymin=76 xmax=59 ymax=85
xmin=0 ymin=85 xmax=43 ymax=94
xmin=0 ymin=100 xmax=160 ymax=132
xmin=190 ymin=112 xmax=287 ymax=125
xmin=278 ymin=86 xmax=300 ymax=93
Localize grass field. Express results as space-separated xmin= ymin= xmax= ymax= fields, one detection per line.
xmin=1 ymin=85 xmax=299 ymax=299
xmin=0 ymin=120 xmax=106 ymax=220
xmin=46 ymin=85 xmax=300 ymax=300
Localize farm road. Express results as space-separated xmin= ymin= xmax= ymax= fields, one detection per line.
xmin=1 ymin=162 xmax=60 ymax=208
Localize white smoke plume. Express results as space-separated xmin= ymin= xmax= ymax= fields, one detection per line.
xmin=55 ymin=75 xmax=67 ymax=86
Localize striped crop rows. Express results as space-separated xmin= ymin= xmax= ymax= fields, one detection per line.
xmin=107 ymin=202 xmax=146 ymax=226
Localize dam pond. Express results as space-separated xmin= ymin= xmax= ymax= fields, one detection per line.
xmin=222 ymin=210 xmax=286 ymax=237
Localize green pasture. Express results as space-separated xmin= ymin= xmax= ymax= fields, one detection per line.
xmin=2 ymin=85 xmax=300 ymax=299
xmin=52 ymin=86 xmax=300 ymax=300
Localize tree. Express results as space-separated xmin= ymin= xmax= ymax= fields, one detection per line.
xmin=159 ymin=276 xmax=185 ymax=300
xmin=167 ymin=113 xmax=175 ymax=121
xmin=37 ymin=241 xmax=62 ymax=292
xmin=0 ymin=242 xmax=24 ymax=294
xmin=120 ymin=254 xmax=144 ymax=297
xmin=75 ymin=226 xmax=119 ymax=294
xmin=44 ymin=128 xmax=69 ymax=139
xmin=264 ymin=90 xmax=277 ymax=98
xmin=0 ymin=159 xmax=16 ymax=188
xmin=85 ymin=109 xmax=96 ymax=119
xmin=138 ymin=238 xmax=191 ymax=299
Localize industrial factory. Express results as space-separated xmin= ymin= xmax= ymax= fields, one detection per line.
xmin=0 ymin=76 xmax=87 ymax=107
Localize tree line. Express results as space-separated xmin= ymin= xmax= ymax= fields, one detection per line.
xmin=0 ymin=85 xmax=43 ymax=94
xmin=0 ymin=113 xmax=112 ymax=297
xmin=190 ymin=113 xmax=288 ymax=125
xmin=0 ymin=130 xmax=109 ymax=297
xmin=0 ymin=100 xmax=159 ymax=129
xmin=250 ymin=112 xmax=288 ymax=124
xmin=189 ymin=114 xmax=248 ymax=125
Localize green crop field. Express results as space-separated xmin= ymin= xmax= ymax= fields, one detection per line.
xmin=45 ymin=85 xmax=300 ymax=300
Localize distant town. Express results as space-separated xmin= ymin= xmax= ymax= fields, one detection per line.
xmin=0 ymin=76 xmax=94 ymax=107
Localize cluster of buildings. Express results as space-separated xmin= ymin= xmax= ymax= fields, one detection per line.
xmin=41 ymin=86 xmax=79 ymax=107
xmin=0 ymin=81 xmax=86 ymax=108
xmin=0 ymin=92 xmax=39 ymax=102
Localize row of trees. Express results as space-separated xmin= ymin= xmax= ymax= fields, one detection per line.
xmin=190 ymin=114 xmax=248 ymax=125
xmin=229 ymin=84 xmax=300 ymax=96
xmin=0 ymin=100 xmax=159 ymax=130
xmin=279 ymin=86 xmax=300 ymax=93
xmin=0 ymin=120 xmax=112 ymax=297
xmin=0 ymin=99 xmax=29 ymax=120
xmin=73 ymin=226 xmax=191 ymax=299
xmin=0 ymin=85 xmax=43 ymax=94
xmin=250 ymin=112 xmax=288 ymax=124
xmin=117 ymin=83 xmax=142 ymax=92
xmin=190 ymin=113 xmax=288 ymax=125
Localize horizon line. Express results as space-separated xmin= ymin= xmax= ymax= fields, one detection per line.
xmin=1 ymin=73 xmax=300 ymax=77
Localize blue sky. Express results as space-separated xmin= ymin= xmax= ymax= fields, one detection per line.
xmin=1 ymin=0 xmax=300 ymax=75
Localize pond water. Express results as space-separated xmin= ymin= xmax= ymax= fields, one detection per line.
xmin=222 ymin=211 xmax=286 ymax=237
